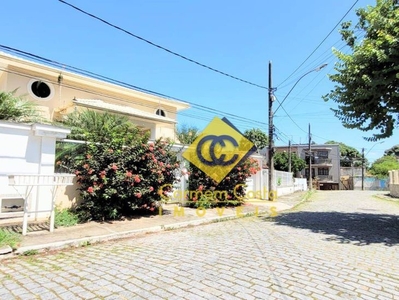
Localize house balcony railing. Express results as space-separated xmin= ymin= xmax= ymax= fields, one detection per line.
xmin=310 ymin=158 xmax=333 ymax=166
xmin=317 ymin=175 xmax=334 ymax=181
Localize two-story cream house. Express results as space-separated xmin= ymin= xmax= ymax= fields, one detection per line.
xmin=0 ymin=51 xmax=190 ymax=140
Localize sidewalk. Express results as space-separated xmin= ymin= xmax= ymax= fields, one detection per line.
xmin=1 ymin=191 xmax=308 ymax=256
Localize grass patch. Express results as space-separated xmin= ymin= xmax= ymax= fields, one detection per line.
xmin=289 ymin=189 xmax=316 ymax=210
xmin=54 ymin=208 xmax=79 ymax=227
xmin=21 ymin=249 xmax=39 ymax=256
xmin=79 ymin=241 xmax=91 ymax=247
xmin=0 ymin=228 xmax=21 ymax=250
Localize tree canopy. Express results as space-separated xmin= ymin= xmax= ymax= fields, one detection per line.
xmin=273 ymin=152 xmax=306 ymax=174
xmin=55 ymin=110 xmax=148 ymax=172
xmin=0 ymin=90 xmax=42 ymax=123
xmin=326 ymin=140 xmax=363 ymax=167
xmin=384 ymin=144 xmax=399 ymax=158
xmin=60 ymin=109 xmax=146 ymax=145
xmin=368 ymin=155 xmax=399 ymax=179
xmin=243 ymin=128 xmax=268 ymax=152
xmin=175 ymin=124 xmax=200 ymax=145
xmin=323 ymin=0 xmax=399 ymax=141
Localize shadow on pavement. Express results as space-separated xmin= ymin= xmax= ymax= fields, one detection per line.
xmin=262 ymin=211 xmax=399 ymax=246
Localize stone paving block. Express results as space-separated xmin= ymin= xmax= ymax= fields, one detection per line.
xmin=1 ymin=191 xmax=399 ymax=299
xmin=58 ymin=291 xmax=80 ymax=300
xmin=114 ymin=289 xmax=140 ymax=299
xmin=331 ymin=283 xmax=358 ymax=295
xmin=8 ymin=287 xmax=29 ymax=297
xmin=251 ymin=284 xmax=273 ymax=295
xmin=230 ymin=278 xmax=253 ymax=289
xmin=358 ymin=295 xmax=379 ymax=300
xmin=103 ymin=295 xmax=124 ymax=300
xmin=93 ymin=287 xmax=113 ymax=298
xmin=370 ymin=288 xmax=395 ymax=299
xmin=382 ymin=287 xmax=399 ymax=297
xmin=287 ymin=284 xmax=312 ymax=295
xmin=376 ymin=295 xmax=394 ymax=300
xmin=358 ymin=279 xmax=383 ymax=291
xmin=315 ymin=284 xmax=341 ymax=295
xmin=233 ymin=291 xmax=255 ymax=300
xmin=292 ymin=291 xmax=318 ymax=300
xmin=183 ymin=292 xmax=212 ymax=300
xmin=214 ymin=283 xmax=236 ymax=295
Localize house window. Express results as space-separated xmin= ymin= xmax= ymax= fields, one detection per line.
xmin=317 ymin=150 xmax=329 ymax=158
xmin=28 ymin=79 xmax=54 ymax=100
xmin=318 ymin=168 xmax=329 ymax=175
xmin=156 ymin=109 xmax=166 ymax=117
xmin=305 ymin=168 xmax=315 ymax=178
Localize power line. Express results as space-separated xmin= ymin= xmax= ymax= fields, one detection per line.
xmin=0 ymin=65 xmax=264 ymax=131
xmin=276 ymin=29 xmax=366 ymax=112
xmin=276 ymin=0 xmax=360 ymax=88
xmin=0 ymin=46 xmax=268 ymax=129
xmin=57 ymin=0 xmax=268 ymax=90
xmin=0 ymin=45 xmax=176 ymax=100
xmin=273 ymin=95 xmax=308 ymax=135
xmin=276 ymin=38 xmax=344 ymax=91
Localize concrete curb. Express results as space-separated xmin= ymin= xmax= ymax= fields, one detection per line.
xmin=4 ymin=192 xmax=310 ymax=257
xmin=13 ymin=207 xmax=276 ymax=256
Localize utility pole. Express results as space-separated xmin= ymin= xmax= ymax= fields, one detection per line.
xmin=268 ymin=61 xmax=275 ymax=201
xmin=308 ymin=124 xmax=312 ymax=190
xmin=288 ymin=140 xmax=292 ymax=173
xmin=266 ymin=63 xmax=327 ymax=198
xmin=361 ymin=148 xmax=364 ymax=190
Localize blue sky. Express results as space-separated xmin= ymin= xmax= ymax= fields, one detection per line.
xmin=1 ymin=0 xmax=397 ymax=163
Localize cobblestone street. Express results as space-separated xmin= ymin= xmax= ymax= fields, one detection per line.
xmin=1 ymin=191 xmax=399 ymax=299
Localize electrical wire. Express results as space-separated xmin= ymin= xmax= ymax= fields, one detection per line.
xmin=57 ymin=0 xmax=268 ymax=90
xmin=0 ymin=65 xmax=267 ymax=133
xmin=2 ymin=0 xmax=369 ymax=146
xmin=0 ymin=45 xmax=268 ymax=130
xmin=276 ymin=0 xmax=360 ymax=88
xmin=272 ymin=95 xmax=308 ymax=136
xmin=272 ymin=25 xmax=368 ymax=145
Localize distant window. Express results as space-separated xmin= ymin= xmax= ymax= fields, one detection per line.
xmin=156 ymin=109 xmax=166 ymax=117
xmin=305 ymin=168 xmax=315 ymax=178
xmin=318 ymin=168 xmax=329 ymax=175
xmin=28 ymin=79 xmax=54 ymax=100
xmin=317 ymin=150 xmax=329 ymax=158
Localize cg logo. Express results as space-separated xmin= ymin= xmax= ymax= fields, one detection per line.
xmin=196 ymin=135 xmax=239 ymax=166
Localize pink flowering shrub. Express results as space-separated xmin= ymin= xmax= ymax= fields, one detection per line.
xmin=186 ymin=157 xmax=260 ymax=208
xmin=71 ymin=139 xmax=179 ymax=221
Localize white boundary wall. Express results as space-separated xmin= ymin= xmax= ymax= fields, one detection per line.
xmin=0 ymin=121 xmax=70 ymax=220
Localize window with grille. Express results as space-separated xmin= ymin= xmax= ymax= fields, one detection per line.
xmin=318 ymin=168 xmax=329 ymax=175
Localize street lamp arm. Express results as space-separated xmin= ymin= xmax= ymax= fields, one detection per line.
xmin=365 ymin=141 xmax=385 ymax=157
xmin=267 ymin=62 xmax=327 ymax=197
xmin=274 ymin=63 xmax=327 ymax=114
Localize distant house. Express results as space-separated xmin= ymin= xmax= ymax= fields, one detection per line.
xmin=262 ymin=143 xmax=341 ymax=190
xmin=0 ymin=52 xmax=190 ymax=140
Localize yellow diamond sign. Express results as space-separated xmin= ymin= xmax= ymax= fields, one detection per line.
xmin=182 ymin=117 xmax=256 ymax=183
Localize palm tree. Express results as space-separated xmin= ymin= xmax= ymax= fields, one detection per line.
xmin=0 ymin=90 xmax=42 ymax=122
xmin=60 ymin=109 xmax=146 ymax=144
xmin=176 ymin=124 xmax=200 ymax=145
xmin=55 ymin=109 xmax=148 ymax=172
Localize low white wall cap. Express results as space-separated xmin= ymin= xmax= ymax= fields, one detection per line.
xmin=32 ymin=123 xmax=71 ymax=138
xmin=0 ymin=120 xmax=31 ymax=131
